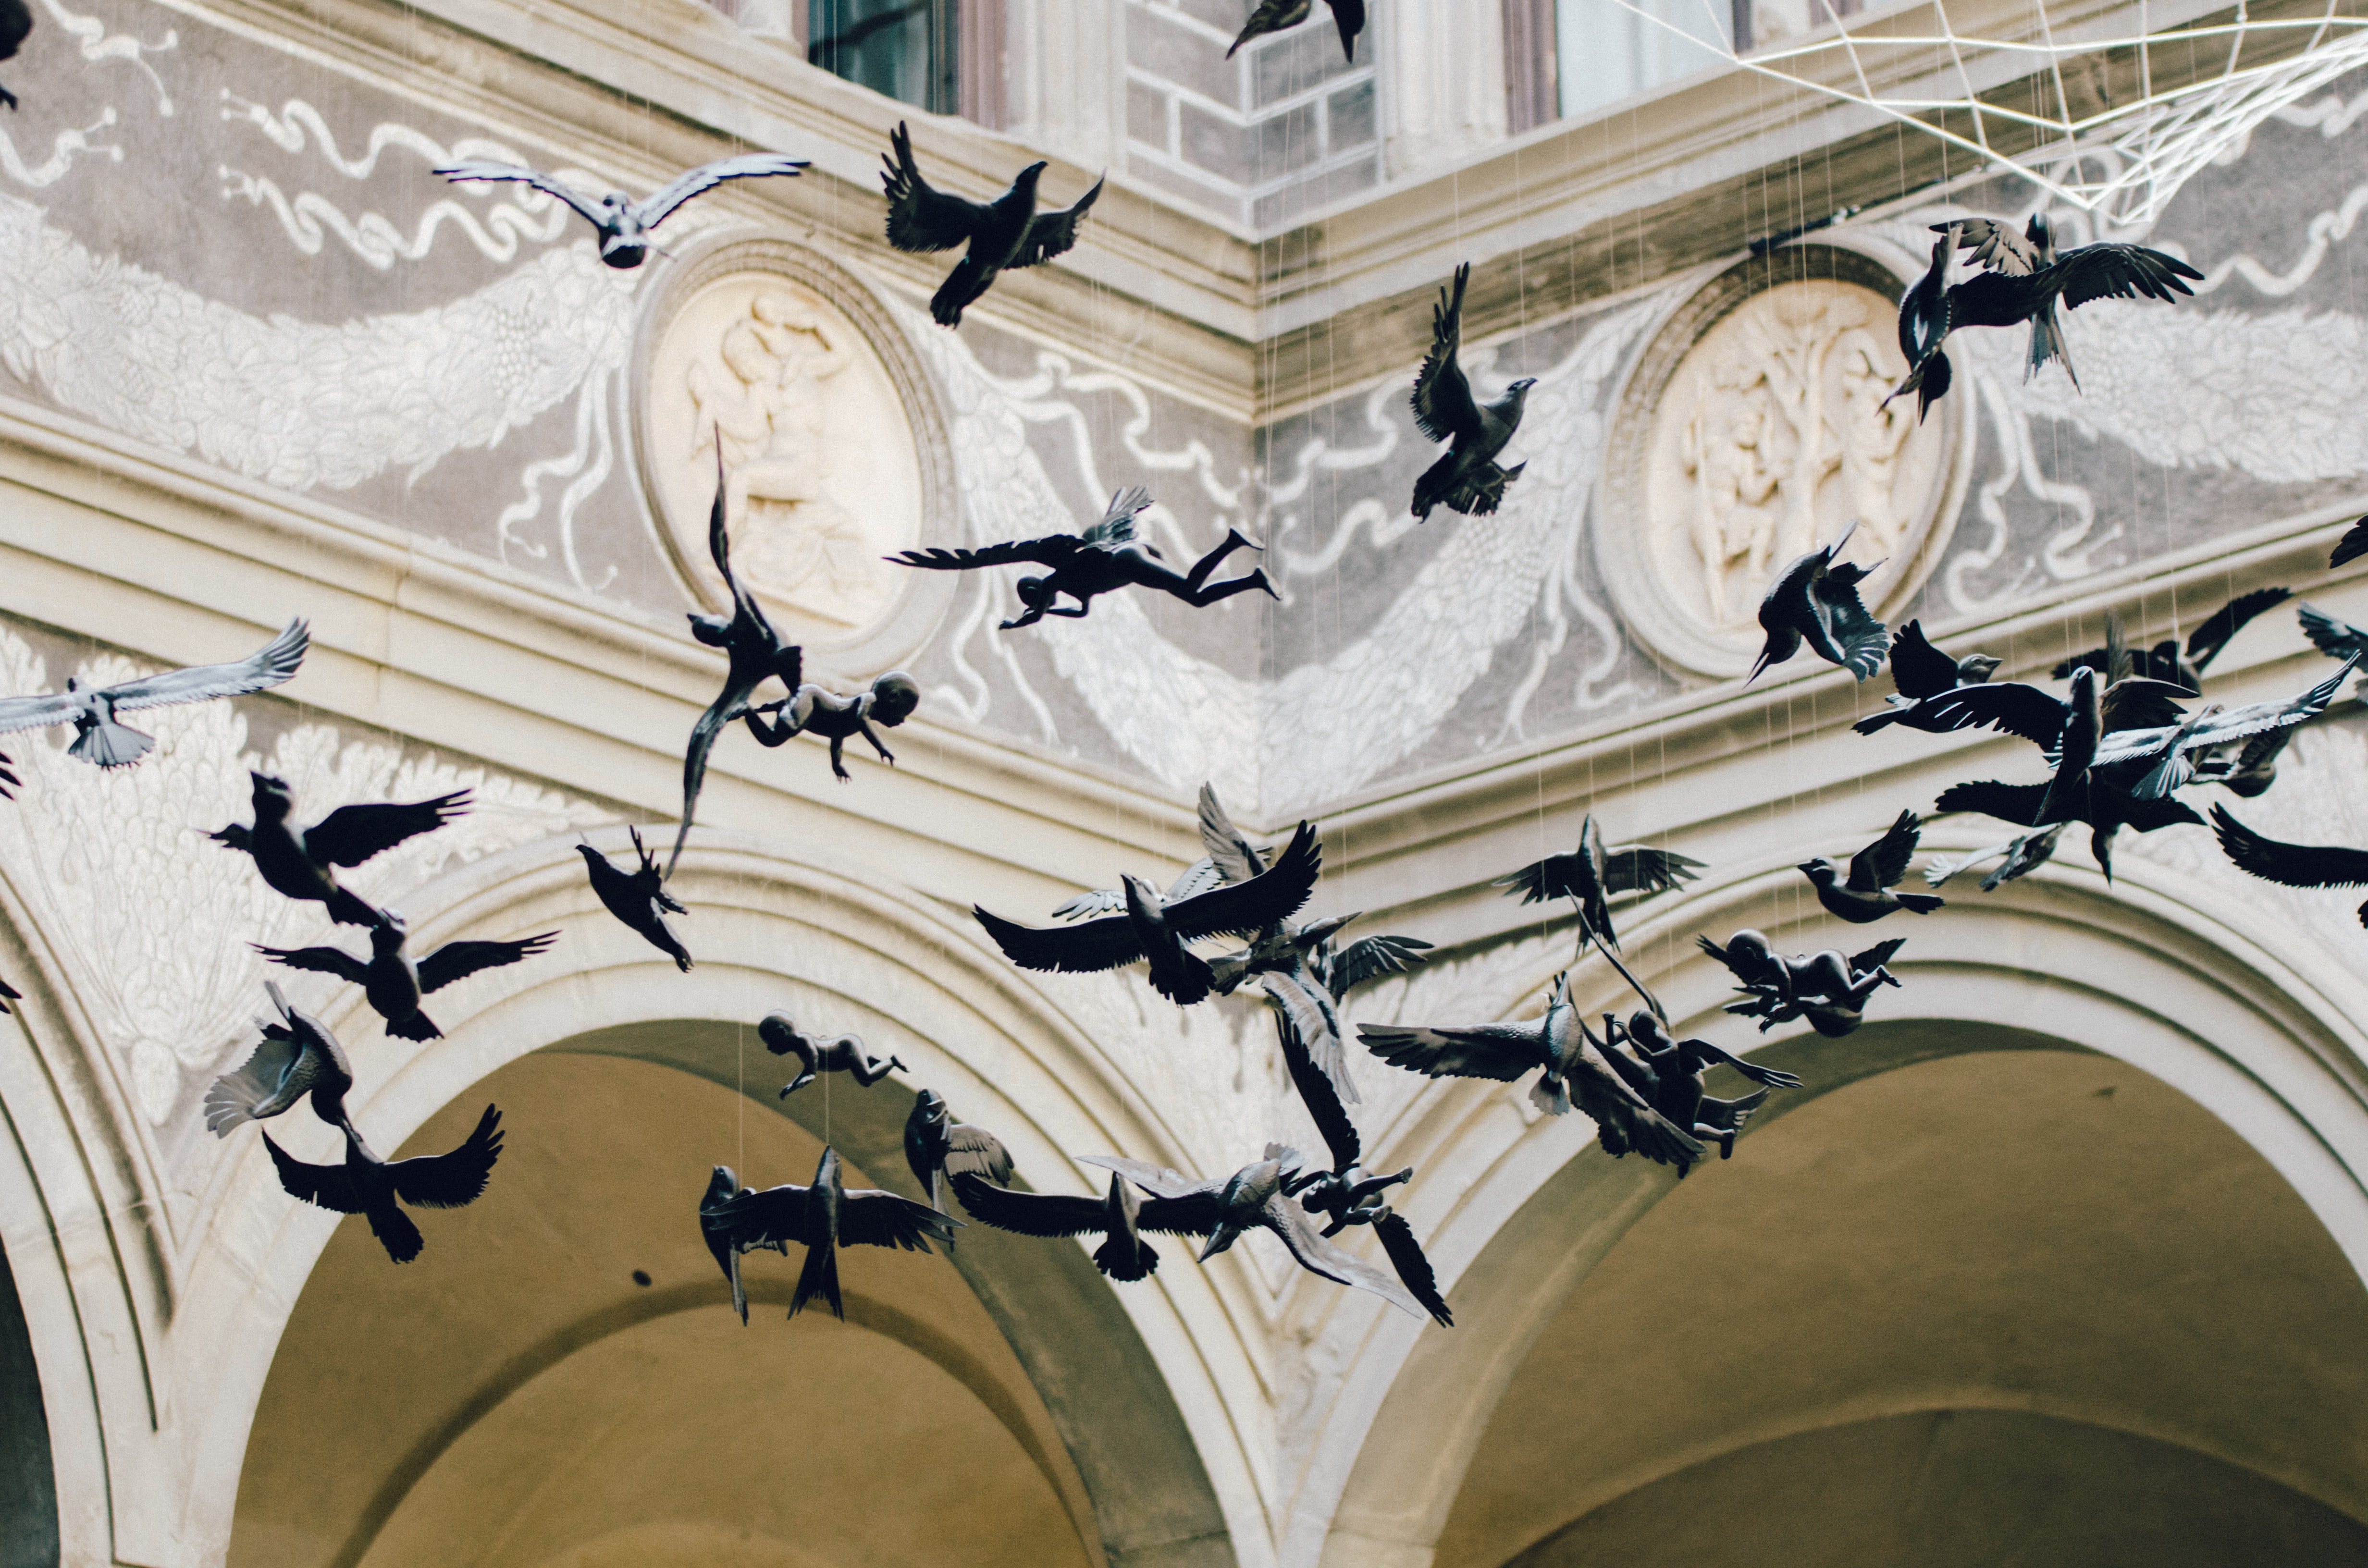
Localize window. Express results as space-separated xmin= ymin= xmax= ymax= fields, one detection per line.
xmin=805 ymin=0 xmax=1006 ymax=126
xmin=1553 ymin=0 xmax=1733 ymax=121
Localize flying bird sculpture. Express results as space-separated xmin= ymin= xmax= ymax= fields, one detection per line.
xmin=2331 ymin=518 xmax=2368 ymax=570
xmin=0 ymin=619 xmax=306 ymax=769
xmin=702 ymin=1164 xmax=756 ymax=1322
xmin=1228 ymin=0 xmax=1365 ymax=60
xmin=1409 ymin=263 xmax=1534 ymax=520
xmin=952 ymin=1168 xmax=1168 ymax=1281
xmin=2089 ymin=659 xmax=2353 ymax=799
xmin=904 ymin=1089 xmax=1015 ymax=1216
xmin=761 ymin=1012 xmax=905 ymax=1097
xmin=2051 ymin=588 xmax=2291 ymax=694
xmin=265 ymin=1105 xmax=504 ymax=1264
xmin=1751 ymin=523 xmax=1887 ymax=682
xmin=889 ymin=486 xmax=1272 ymax=629
xmin=880 ymin=120 xmax=1104 ymax=327
xmin=578 ymin=827 xmax=692 ymax=972
xmin=1797 ymin=811 xmax=1944 ymax=923
xmin=208 ymin=772 xmax=469 ymax=928
xmin=1921 ymin=823 xmax=2070 ymax=891
xmin=1494 ymin=814 xmax=1705 ymax=949
xmin=1934 ymin=776 xmax=2199 ymax=882
xmin=1269 ymin=1070 xmax=1449 ymax=1325
xmin=436 ymin=153 xmax=808 ymax=268
xmin=204 ymin=981 xmax=356 ymax=1136
xmin=255 ymin=911 xmax=556 ymax=1042
xmin=701 ymin=1146 xmax=958 ymax=1319
xmin=1853 ymin=620 xmax=2002 ymax=735
xmin=2208 ymin=804 xmax=2368 ymax=926
xmin=975 ymin=821 xmax=1322 ymax=1005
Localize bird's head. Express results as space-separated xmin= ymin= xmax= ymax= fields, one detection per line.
xmin=62 ymin=676 xmax=80 ymax=693
xmin=757 ymin=1012 xmax=802 ymax=1056
xmin=1958 ymin=653 xmax=2003 ymax=683
xmin=869 ymin=672 xmax=921 ymax=726
xmin=1798 ymin=858 xmax=1839 ymax=886
xmin=370 ymin=908 xmax=409 ymax=948
xmin=249 ymin=772 xmax=294 ymax=818
xmin=1120 ymin=872 xmax=1164 ymax=919
xmin=688 ymin=611 xmax=734 ymax=648
xmin=913 ymin=1087 xmax=947 ymax=1125
xmin=703 ymin=1164 xmax=740 ymax=1206
xmin=2025 ymin=210 xmax=2056 ymax=256
xmin=812 ymin=1144 xmax=842 ymax=1192
xmin=1505 ymin=376 xmax=1538 ymax=402
xmin=574 ymin=841 xmax=604 ymax=868
xmin=1015 ymin=160 xmax=1048 ymax=192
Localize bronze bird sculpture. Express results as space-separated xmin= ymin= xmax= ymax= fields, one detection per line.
xmin=1494 ymin=814 xmax=1705 ymax=949
xmin=2090 ymin=659 xmax=2352 ymax=799
xmin=2209 ymin=804 xmax=2368 ymax=926
xmin=204 ymin=981 xmax=356 ymax=1136
xmin=1751 ymin=522 xmax=1887 ymax=682
xmin=1936 ymin=775 xmax=2201 ymax=883
xmin=1853 ymin=620 xmax=2002 ymax=734
xmin=577 ymin=827 xmax=692 ymax=972
xmin=976 ymin=821 xmax=1322 ymax=1005
xmin=904 ymin=1089 xmax=1015 ymax=1216
xmin=437 ymin=153 xmax=808 ymax=268
xmin=265 ymin=1105 xmax=504 ymax=1264
xmin=761 ymin=1012 xmax=904 ymax=1098
xmin=1796 ymin=811 xmax=1944 ymax=923
xmin=255 ymin=909 xmax=557 ymax=1041
xmin=890 ymin=486 xmax=1273 ymax=629
xmin=1409 ymin=263 xmax=1535 ymax=520
xmin=1228 ymin=0 xmax=1366 ymax=60
xmin=701 ymin=1146 xmax=958 ymax=1319
xmin=208 ymin=772 xmax=469 ymax=928
xmin=953 ymin=1168 xmax=1167 ymax=1281
xmin=879 ymin=121 xmax=1104 ymax=328
xmin=702 ymin=1164 xmax=757 ymax=1322
xmin=0 ymin=619 xmax=306 ymax=769
xmin=2051 ymin=588 xmax=2291 ymax=694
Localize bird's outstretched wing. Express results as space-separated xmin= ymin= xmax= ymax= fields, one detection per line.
xmin=2118 ymin=791 xmax=2205 ymax=833
xmin=203 ymin=1030 xmax=307 ymax=1132
xmin=106 ymin=620 xmax=309 ymax=712
xmin=1330 ymin=0 xmax=1368 ymax=57
xmin=1912 ymin=682 xmax=2067 ymax=747
xmin=1263 ymin=970 xmax=1356 ymax=1103
xmin=2209 ymin=804 xmax=2368 ymax=890
xmin=1277 ymin=1008 xmax=1361 ymax=1170
xmin=887 ymin=538 xmax=1077 ymax=572
xmin=950 ymin=1175 xmax=1110 ymax=1237
xmin=387 ymin=1104 xmax=505 ymax=1208
xmin=1887 ymin=620 xmax=1963 ymax=699
xmin=944 ymin=1125 xmax=1015 ymax=1185
xmin=1164 ymin=822 xmax=1321 ymax=942
xmin=263 ymin=1131 xmax=366 ymax=1212
xmin=1935 ymin=778 xmax=2049 ymax=826
xmin=1049 ymin=886 xmax=1125 ymax=921
xmin=880 ymin=121 xmax=988 ymax=252
xmin=1075 ymin=1154 xmax=1221 ymax=1206
xmin=1850 ymin=936 xmax=1909 ymax=974
xmin=1948 ymin=217 xmax=2042 ymax=276
xmin=2298 ymin=602 xmax=2368 ymax=662
xmin=1359 ymin=1021 xmax=1539 ymax=1081
xmin=1847 ymin=810 xmax=1920 ymax=894
xmin=1493 ymin=854 xmax=1579 ymax=905
xmin=417 ymin=932 xmax=559 ymax=994
xmin=1080 ymin=487 xmax=1152 ymax=550
xmin=1262 ymin=1192 xmax=1428 ymax=1319
xmin=704 ymin=457 xmax=769 ymax=633
xmin=974 ymin=904 xmax=1148 ymax=974
xmin=1602 ymin=845 xmax=1707 ymax=896
xmin=2095 ymin=662 xmax=2352 ymax=767
xmin=305 ymin=791 xmax=472 ymax=867
xmin=1326 ymin=932 xmax=1432 ymax=997
xmin=1197 ymin=782 xmax=1266 ymax=883
xmin=702 ymin=1183 xmax=814 ymax=1248
xmin=2187 ymin=588 xmax=2292 ymax=669
xmin=252 ymin=942 xmax=370 ymax=984
xmin=1013 ymin=175 xmax=1105 ymax=269
xmin=435 ymin=161 xmax=611 ymax=225
xmin=2051 ymin=243 xmax=2205 ymax=308
xmin=635 ymin=152 xmax=808 ymax=228
xmin=1373 ymin=1211 xmax=1451 ymax=1326
xmin=2098 ymin=678 xmax=2192 ymax=733
xmin=0 ymin=691 xmax=83 ymax=736
xmin=1227 ymin=0 xmax=1312 ymax=56
xmin=836 ymin=1188 xmax=961 ymax=1251
xmin=2332 ymin=519 xmax=2368 ymax=570
xmin=1810 ymin=560 xmax=1889 ymax=678
xmin=1411 ymin=263 xmax=1481 ymax=443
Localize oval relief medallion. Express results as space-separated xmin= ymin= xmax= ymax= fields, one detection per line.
xmin=634 ymin=238 xmax=955 ymax=678
xmin=1600 ymin=246 xmax=1973 ymax=680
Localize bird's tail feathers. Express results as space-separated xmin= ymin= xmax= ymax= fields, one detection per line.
xmin=1150 ymin=949 xmax=1215 ymax=1006
xmin=1894 ymin=892 xmax=1945 ymax=914
xmin=1529 ymin=1074 xmax=1572 ymax=1116
xmin=386 ymin=1010 xmax=442 ymax=1043
xmin=729 ymin=1249 xmax=748 ymax=1324
xmin=1095 ymin=1234 xmax=1159 ymax=1281
xmin=791 ymin=1240 xmax=842 ymax=1319
xmin=367 ymin=1202 xmax=426 ymax=1264
xmin=2029 ymin=309 xmax=2078 ymax=387
xmin=68 ymin=719 xmax=154 ymax=768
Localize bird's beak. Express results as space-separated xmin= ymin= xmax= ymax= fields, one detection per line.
xmin=1797 ymin=861 xmax=1819 ymax=873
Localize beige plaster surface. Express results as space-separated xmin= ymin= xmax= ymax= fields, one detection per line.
xmin=1434 ymin=1046 xmax=2368 ymax=1568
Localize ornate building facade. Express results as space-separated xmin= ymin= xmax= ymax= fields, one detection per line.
xmin=3 ymin=1 xmax=2368 ymax=1565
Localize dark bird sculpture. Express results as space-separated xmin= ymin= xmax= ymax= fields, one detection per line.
xmin=952 ymin=1168 xmax=1167 ymax=1281
xmin=1227 ymin=0 xmax=1366 ymax=60
xmin=761 ymin=1012 xmax=904 ymax=1097
xmin=1942 ymin=214 xmax=2078 ymax=383
xmin=702 ymin=1164 xmax=756 ymax=1322
xmin=1618 ymin=1010 xmax=1802 ymax=1160
xmin=1798 ymin=810 xmax=1944 ymax=922
xmin=668 ymin=453 xmax=806 ymax=878
xmin=904 ymin=1089 xmax=1014 ymax=1216
xmin=255 ymin=911 xmax=557 ymax=1042
xmin=2331 ymin=518 xmax=2368 ymax=570
xmin=1892 ymin=218 xmax=2203 ymax=417
xmin=208 ymin=772 xmax=469 ymax=928
xmin=2089 ymin=659 xmax=2353 ymax=799
xmin=1409 ymin=263 xmax=1535 ymax=520
xmin=2191 ymin=726 xmax=2292 ymax=799
xmin=264 ymin=1105 xmax=504 ymax=1264
xmin=0 ymin=619 xmax=307 ymax=769
xmin=0 ymin=976 xmax=19 ymax=1014
xmin=0 ymin=0 xmax=27 ymax=111
xmin=745 ymin=672 xmax=920 ymax=782
xmin=1751 ymin=522 xmax=1887 ymax=682
xmin=436 ymin=154 xmax=808 ymax=269
xmin=1699 ymin=930 xmax=1906 ymax=1038
xmin=2209 ymin=804 xmax=2368 ymax=926
xmin=1268 ymin=1075 xmax=1449 ymax=1324
xmin=2050 ymin=588 xmax=2292 ymax=694
xmin=890 ymin=486 xmax=1273 ymax=629
xmin=1080 ymin=1148 xmax=1433 ymax=1320
xmin=204 ymin=981 xmax=354 ymax=1135
xmin=577 ymin=827 xmax=692 ymax=972
xmin=1359 ymin=972 xmax=1706 ymax=1168
xmin=974 ymin=821 xmax=1322 ymax=1005
xmin=880 ymin=120 xmax=1104 ymax=327
xmin=1935 ymin=776 xmax=2200 ymax=882
xmin=1493 ymin=814 xmax=1705 ymax=949
xmin=701 ymin=1145 xmax=958 ymax=1319
xmin=2298 ymin=601 xmax=2368 ymax=679
xmin=1853 ymin=620 xmax=2002 ymax=734
xmin=1921 ymin=822 xmax=2068 ymax=891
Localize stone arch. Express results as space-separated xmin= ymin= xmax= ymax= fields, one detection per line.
xmin=1312 ymin=855 xmax=2368 ymax=1566
xmin=153 ymin=829 xmax=1240 ymax=1568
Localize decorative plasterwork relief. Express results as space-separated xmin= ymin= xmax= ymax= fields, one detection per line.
xmin=1600 ymin=245 xmax=1975 ymax=679
xmin=634 ymin=237 xmax=957 ymax=682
